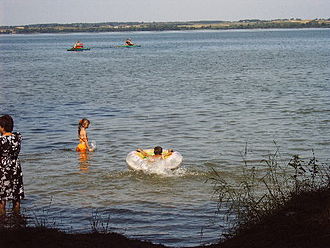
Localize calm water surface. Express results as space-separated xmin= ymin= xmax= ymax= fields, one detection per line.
xmin=0 ymin=29 xmax=330 ymax=247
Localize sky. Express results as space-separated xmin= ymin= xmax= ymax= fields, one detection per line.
xmin=0 ymin=0 xmax=329 ymax=26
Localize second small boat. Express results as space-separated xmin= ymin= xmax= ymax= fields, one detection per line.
xmin=115 ymin=45 xmax=141 ymax=48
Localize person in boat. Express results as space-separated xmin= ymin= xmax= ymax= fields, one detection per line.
xmin=73 ymin=41 xmax=84 ymax=49
xmin=76 ymin=118 xmax=94 ymax=152
xmin=125 ymin=38 xmax=134 ymax=46
xmin=136 ymin=146 xmax=173 ymax=161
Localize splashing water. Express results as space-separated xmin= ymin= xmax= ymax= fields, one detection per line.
xmin=90 ymin=140 xmax=97 ymax=151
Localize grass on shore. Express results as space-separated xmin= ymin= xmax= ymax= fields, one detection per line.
xmin=0 ymin=226 xmax=166 ymax=248
xmin=205 ymin=145 xmax=330 ymax=248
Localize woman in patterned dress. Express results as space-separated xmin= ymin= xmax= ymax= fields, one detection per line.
xmin=0 ymin=115 xmax=24 ymax=216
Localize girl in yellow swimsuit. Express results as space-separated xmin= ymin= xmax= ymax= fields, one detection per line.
xmin=76 ymin=118 xmax=93 ymax=152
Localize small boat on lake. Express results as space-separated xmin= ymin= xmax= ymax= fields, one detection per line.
xmin=115 ymin=45 xmax=141 ymax=48
xmin=67 ymin=47 xmax=91 ymax=51
xmin=67 ymin=41 xmax=90 ymax=51
xmin=115 ymin=38 xmax=141 ymax=48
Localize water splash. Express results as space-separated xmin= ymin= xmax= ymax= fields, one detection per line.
xmin=90 ymin=140 xmax=97 ymax=151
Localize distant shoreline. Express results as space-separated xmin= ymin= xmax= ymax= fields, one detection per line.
xmin=1 ymin=19 xmax=330 ymax=34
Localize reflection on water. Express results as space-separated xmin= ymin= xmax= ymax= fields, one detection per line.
xmin=1 ymin=29 xmax=330 ymax=247
xmin=78 ymin=152 xmax=91 ymax=172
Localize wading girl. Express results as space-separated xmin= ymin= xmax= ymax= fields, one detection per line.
xmin=76 ymin=118 xmax=94 ymax=152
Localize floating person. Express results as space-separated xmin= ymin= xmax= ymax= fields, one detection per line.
xmin=76 ymin=118 xmax=94 ymax=152
xmin=125 ymin=38 xmax=134 ymax=46
xmin=136 ymin=146 xmax=173 ymax=161
xmin=126 ymin=146 xmax=183 ymax=171
xmin=0 ymin=114 xmax=24 ymax=216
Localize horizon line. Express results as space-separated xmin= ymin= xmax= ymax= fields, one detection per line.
xmin=2 ymin=17 xmax=330 ymax=27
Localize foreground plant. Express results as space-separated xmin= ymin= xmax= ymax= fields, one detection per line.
xmin=210 ymin=145 xmax=330 ymax=237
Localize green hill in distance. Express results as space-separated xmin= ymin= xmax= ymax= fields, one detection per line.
xmin=1 ymin=18 xmax=330 ymax=34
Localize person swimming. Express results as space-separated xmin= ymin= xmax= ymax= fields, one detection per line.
xmin=126 ymin=146 xmax=182 ymax=170
xmin=136 ymin=146 xmax=173 ymax=161
xmin=76 ymin=118 xmax=94 ymax=152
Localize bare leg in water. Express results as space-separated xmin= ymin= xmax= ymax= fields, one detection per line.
xmin=0 ymin=200 xmax=21 ymax=216
xmin=13 ymin=201 xmax=20 ymax=215
xmin=0 ymin=200 xmax=6 ymax=217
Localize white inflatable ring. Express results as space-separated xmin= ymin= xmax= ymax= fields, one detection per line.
xmin=126 ymin=149 xmax=183 ymax=171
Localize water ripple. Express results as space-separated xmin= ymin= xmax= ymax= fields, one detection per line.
xmin=1 ymin=29 xmax=330 ymax=247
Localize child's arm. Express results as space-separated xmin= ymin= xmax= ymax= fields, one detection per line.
xmin=162 ymin=149 xmax=174 ymax=159
xmin=136 ymin=148 xmax=149 ymax=157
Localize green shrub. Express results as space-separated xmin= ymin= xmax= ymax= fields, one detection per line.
xmin=210 ymin=144 xmax=330 ymax=237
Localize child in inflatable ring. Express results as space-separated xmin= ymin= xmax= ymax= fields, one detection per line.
xmin=136 ymin=146 xmax=173 ymax=160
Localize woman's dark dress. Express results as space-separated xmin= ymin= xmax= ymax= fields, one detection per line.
xmin=0 ymin=132 xmax=24 ymax=201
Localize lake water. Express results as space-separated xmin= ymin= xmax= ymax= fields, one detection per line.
xmin=0 ymin=29 xmax=329 ymax=247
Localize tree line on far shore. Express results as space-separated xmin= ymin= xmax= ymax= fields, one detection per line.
xmin=1 ymin=19 xmax=330 ymax=34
